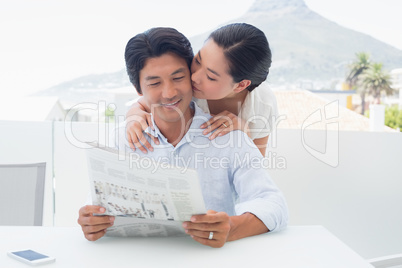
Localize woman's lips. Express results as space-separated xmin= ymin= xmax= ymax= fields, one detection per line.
xmin=192 ymin=85 xmax=200 ymax=91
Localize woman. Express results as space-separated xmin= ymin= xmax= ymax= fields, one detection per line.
xmin=125 ymin=23 xmax=277 ymax=156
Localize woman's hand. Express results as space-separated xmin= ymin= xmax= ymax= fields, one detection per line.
xmin=200 ymin=110 xmax=249 ymax=140
xmin=182 ymin=210 xmax=231 ymax=248
xmin=126 ymin=106 xmax=159 ymax=153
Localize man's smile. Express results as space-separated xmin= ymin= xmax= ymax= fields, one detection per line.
xmin=160 ymin=99 xmax=182 ymax=109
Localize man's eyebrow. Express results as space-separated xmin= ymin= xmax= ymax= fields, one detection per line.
xmin=171 ymin=68 xmax=186 ymax=76
xmin=145 ymin=76 xmax=160 ymax=81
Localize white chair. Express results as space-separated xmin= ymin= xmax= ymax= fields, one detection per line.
xmin=368 ymin=254 xmax=402 ymax=268
xmin=0 ymin=163 xmax=46 ymax=226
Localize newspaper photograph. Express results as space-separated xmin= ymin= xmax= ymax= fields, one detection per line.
xmin=86 ymin=146 xmax=206 ymax=237
xmin=105 ymin=217 xmax=187 ymax=237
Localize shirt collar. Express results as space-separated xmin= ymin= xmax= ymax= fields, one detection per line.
xmin=144 ymin=101 xmax=212 ymax=143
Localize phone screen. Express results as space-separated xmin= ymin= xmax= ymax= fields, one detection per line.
xmin=11 ymin=250 xmax=49 ymax=261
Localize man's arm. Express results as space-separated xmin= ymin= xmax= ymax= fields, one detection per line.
xmin=232 ymin=132 xmax=288 ymax=234
xmin=183 ymin=211 xmax=268 ymax=248
xmin=227 ymin=212 xmax=269 ymax=241
xmin=183 ymin=132 xmax=288 ymax=248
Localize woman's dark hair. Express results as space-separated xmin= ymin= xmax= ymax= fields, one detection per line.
xmin=208 ymin=23 xmax=271 ymax=91
xmin=125 ymin=27 xmax=194 ymax=94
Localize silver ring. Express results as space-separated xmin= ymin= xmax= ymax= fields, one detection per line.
xmin=222 ymin=123 xmax=228 ymax=128
xmin=208 ymin=231 xmax=214 ymax=240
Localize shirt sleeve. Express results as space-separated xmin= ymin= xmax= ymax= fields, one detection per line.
xmin=230 ymin=132 xmax=288 ymax=232
xmin=240 ymin=82 xmax=278 ymax=140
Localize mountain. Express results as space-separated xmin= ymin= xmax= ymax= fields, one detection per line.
xmin=36 ymin=0 xmax=402 ymax=102
xmin=35 ymin=71 xmax=132 ymax=106
xmin=190 ymin=0 xmax=402 ymax=85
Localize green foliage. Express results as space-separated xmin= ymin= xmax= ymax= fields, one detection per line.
xmin=105 ymin=105 xmax=115 ymax=123
xmin=346 ymin=52 xmax=397 ymax=114
xmin=361 ymin=63 xmax=394 ymax=103
xmin=346 ymin=52 xmax=371 ymax=88
xmin=384 ymin=106 xmax=402 ymax=131
xmin=105 ymin=106 xmax=115 ymax=117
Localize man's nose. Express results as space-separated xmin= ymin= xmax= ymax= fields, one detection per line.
xmin=162 ymin=81 xmax=177 ymax=99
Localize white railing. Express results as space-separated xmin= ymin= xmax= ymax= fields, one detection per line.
xmin=1 ymin=120 xmax=401 ymax=259
xmin=268 ymin=129 xmax=402 ymax=260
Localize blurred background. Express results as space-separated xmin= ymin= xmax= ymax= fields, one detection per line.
xmin=0 ymin=0 xmax=401 ymax=261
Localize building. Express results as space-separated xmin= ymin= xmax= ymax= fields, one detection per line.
xmin=0 ymin=96 xmax=66 ymax=121
xmin=274 ymin=90 xmax=395 ymax=132
xmin=390 ymin=68 xmax=402 ymax=108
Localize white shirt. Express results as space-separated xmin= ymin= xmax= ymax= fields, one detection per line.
xmin=194 ymin=82 xmax=278 ymax=140
xmin=117 ymin=101 xmax=288 ymax=232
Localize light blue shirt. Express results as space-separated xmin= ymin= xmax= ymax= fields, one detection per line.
xmin=117 ymin=101 xmax=288 ymax=232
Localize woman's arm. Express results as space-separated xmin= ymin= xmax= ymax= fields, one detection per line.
xmin=125 ymin=97 xmax=159 ymax=153
xmin=200 ymin=110 xmax=268 ymax=156
xmin=253 ymin=136 xmax=269 ymax=156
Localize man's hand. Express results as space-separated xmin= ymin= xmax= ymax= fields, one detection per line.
xmin=182 ymin=210 xmax=231 ymax=248
xmin=77 ymin=205 xmax=115 ymax=241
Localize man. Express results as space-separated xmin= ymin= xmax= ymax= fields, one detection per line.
xmin=78 ymin=27 xmax=288 ymax=248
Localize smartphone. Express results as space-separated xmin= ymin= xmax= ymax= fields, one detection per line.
xmin=7 ymin=249 xmax=55 ymax=266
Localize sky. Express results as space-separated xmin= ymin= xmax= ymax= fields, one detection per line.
xmin=0 ymin=0 xmax=401 ymax=98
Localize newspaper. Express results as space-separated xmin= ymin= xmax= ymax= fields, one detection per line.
xmin=86 ymin=146 xmax=206 ymax=237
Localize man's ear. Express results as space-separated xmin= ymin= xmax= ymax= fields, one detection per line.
xmin=233 ymin=79 xmax=251 ymax=93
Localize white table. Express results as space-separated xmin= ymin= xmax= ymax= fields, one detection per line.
xmin=0 ymin=225 xmax=373 ymax=267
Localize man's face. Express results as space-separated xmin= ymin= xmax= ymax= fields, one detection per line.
xmin=139 ymin=52 xmax=193 ymax=123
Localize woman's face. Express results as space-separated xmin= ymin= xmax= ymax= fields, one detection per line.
xmin=191 ymin=39 xmax=238 ymax=100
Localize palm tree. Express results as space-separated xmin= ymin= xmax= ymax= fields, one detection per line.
xmin=361 ymin=63 xmax=395 ymax=105
xmin=346 ymin=52 xmax=371 ymax=86
xmin=345 ymin=52 xmax=371 ymax=114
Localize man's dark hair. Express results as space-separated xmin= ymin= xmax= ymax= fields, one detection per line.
xmin=208 ymin=23 xmax=272 ymax=91
xmin=125 ymin=27 xmax=194 ymax=94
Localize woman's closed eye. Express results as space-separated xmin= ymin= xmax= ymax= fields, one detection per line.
xmin=194 ymin=55 xmax=216 ymax=81
xmin=207 ymin=75 xmax=216 ymax=81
